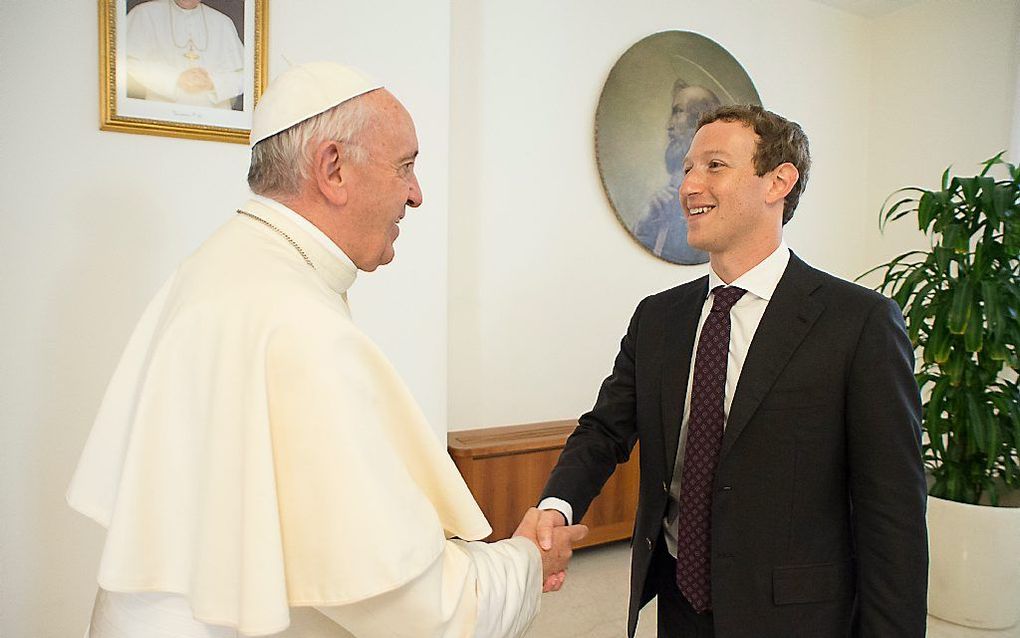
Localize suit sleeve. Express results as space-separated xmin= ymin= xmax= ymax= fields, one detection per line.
xmin=315 ymin=537 xmax=541 ymax=638
xmin=845 ymin=296 xmax=928 ymax=637
xmin=540 ymin=299 xmax=645 ymax=522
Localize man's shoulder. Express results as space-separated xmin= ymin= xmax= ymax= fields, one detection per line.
xmin=795 ymin=256 xmax=885 ymax=298
xmin=645 ymin=275 xmax=709 ymax=304
xmin=790 ymin=256 xmax=892 ymax=308
xmin=625 ymin=276 xmax=708 ymax=320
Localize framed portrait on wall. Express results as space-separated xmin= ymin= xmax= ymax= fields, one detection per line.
xmin=99 ymin=0 xmax=267 ymax=144
xmin=595 ymin=31 xmax=760 ymax=265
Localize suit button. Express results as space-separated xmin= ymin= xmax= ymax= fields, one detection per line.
xmin=721 ymin=485 xmax=732 ymax=491
xmin=662 ymin=481 xmax=669 ymax=494
xmin=646 ymin=537 xmax=653 ymax=550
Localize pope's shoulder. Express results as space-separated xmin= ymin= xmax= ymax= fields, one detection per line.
xmin=165 ymin=216 xmax=356 ymax=335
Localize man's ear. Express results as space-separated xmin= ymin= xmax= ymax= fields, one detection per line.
xmin=312 ymin=140 xmax=349 ymax=207
xmin=765 ymin=162 xmax=799 ymax=206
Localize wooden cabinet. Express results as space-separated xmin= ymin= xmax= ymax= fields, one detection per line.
xmin=448 ymin=419 xmax=639 ymax=549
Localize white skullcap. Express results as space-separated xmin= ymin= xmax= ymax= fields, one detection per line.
xmin=249 ymin=62 xmax=382 ymax=146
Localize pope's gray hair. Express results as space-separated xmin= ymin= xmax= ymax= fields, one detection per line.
xmin=247 ymin=92 xmax=375 ymax=198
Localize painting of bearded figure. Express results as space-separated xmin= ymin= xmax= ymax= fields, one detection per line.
xmin=595 ymin=31 xmax=761 ymax=265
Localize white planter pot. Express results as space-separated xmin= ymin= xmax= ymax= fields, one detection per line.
xmin=927 ymin=494 xmax=1020 ymax=629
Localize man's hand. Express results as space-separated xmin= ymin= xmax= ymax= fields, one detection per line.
xmin=177 ymin=67 xmax=214 ymax=93
xmin=535 ymin=508 xmax=566 ymax=551
xmin=513 ymin=508 xmax=587 ymax=592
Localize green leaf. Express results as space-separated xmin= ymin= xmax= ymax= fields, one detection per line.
xmin=977 ymin=176 xmax=997 ymax=221
xmin=892 ymin=267 xmax=928 ymax=309
xmin=1005 ymin=220 xmax=1020 ymax=251
xmin=941 ymin=223 xmax=969 ymax=254
xmin=928 ymin=315 xmax=952 ymax=363
xmin=882 ymin=197 xmax=919 ymax=230
xmin=964 ymin=297 xmax=984 ymax=352
xmin=981 ymin=281 xmax=1002 ymax=334
xmin=880 ymin=188 xmax=926 ymax=232
xmin=958 ymin=177 xmax=981 ymax=207
xmin=989 ymin=182 xmax=1013 ymax=220
xmin=944 ymin=349 xmax=967 ymax=385
xmin=985 ymin=337 xmax=1008 ymax=361
xmin=948 ymin=280 xmax=973 ymax=334
xmin=917 ymin=191 xmax=937 ymax=231
xmin=967 ymin=393 xmax=990 ymax=455
xmin=979 ymin=151 xmax=1007 ymax=177
xmin=906 ymin=282 xmax=936 ymax=344
xmin=857 ymin=251 xmax=929 ymax=286
xmin=934 ymin=246 xmax=954 ymax=276
xmin=941 ymin=165 xmax=953 ymax=190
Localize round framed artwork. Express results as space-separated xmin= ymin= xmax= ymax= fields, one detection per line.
xmin=595 ymin=31 xmax=761 ymax=265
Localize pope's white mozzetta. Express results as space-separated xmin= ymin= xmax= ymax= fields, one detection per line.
xmin=67 ymin=60 xmax=565 ymax=637
xmin=68 ymin=199 xmax=542 ymax=636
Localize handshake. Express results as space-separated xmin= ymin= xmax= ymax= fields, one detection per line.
xmin=512 ymin=508 xmax=588 ymax=593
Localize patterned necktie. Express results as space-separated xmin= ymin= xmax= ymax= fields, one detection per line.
xmin=675 ymin=285 xmax=746 ymax=612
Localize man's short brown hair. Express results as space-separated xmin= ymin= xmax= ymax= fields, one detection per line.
xmin=697 ymin=105 xmax=810 ymax=224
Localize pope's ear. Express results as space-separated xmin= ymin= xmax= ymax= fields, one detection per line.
xmin=765 ymin=162 xmax=799 ymax=206
xmin=312 ymin=140 xmax=349 ymax=207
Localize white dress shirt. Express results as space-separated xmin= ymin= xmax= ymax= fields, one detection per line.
xmin=539 ymin=242 xmax=791 ymax=559
xmin=662 ymin=242 xmax=790 ymax=557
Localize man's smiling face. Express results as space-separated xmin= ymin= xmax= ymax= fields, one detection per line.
xmin=679 ymin=120 xmax=775 ymax=258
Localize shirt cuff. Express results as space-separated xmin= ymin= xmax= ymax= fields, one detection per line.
xmin=536 ymin=497 xmax=573 ymax=526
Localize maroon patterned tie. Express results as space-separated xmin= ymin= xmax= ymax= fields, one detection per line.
xmin=675 ymin=285 xmax=746 ymax=612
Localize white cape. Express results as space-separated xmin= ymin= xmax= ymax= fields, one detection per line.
xmin=68 ymin=199 xmax=492 ymax=636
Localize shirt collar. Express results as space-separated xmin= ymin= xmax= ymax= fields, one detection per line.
xmin=707 ymin=241 xmax=791 ymax=302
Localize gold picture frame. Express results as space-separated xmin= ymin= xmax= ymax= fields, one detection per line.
xmin=99 ymin=0 xmax=267 ymax=144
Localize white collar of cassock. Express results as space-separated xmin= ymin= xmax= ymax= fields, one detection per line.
xmin=246 ymin=193 xmax=359 ymax=296
xmin=707 ymin=240 xmax=791 ymax=303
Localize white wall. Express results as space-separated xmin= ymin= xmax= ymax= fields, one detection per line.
xmin=448 ymin=0 xmax=874 ymax=430
xmin=864 ymin=0 xmax=1019 ymax=274
xmin=0 ymin=1 xmax=449 ymax=636
xmin=447 ymin=1 xmax=1019 ymax=432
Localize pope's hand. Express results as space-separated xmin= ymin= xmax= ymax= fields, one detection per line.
xmin=513 ymin=508 xmax=587 ymax=592
xmin=177 ymin=67 xmax=215 ymax=93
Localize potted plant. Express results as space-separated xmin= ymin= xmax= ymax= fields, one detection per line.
xmin=861 ymin=152 xmax=1020 ymax=629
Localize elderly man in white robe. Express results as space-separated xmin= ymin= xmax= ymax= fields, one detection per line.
xmin=125 ymin=0 xmax=245 ymax=108
xmin=68 ymin=62 xmax=587 ymax=638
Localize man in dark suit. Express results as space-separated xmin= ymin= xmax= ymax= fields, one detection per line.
xmin=533 ymin=105 xmax=928 ymax=637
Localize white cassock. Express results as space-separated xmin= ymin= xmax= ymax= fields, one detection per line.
xmin=68 ymin=196 xmax=541 ymax=637
xmin=125 ymin=0 xmax=245 ymax=108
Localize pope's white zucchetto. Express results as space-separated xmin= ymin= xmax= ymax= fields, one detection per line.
xmin=249 ymin=61 xmax=382 ymax=147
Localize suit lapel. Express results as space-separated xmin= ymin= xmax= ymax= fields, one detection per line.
xmin=719 ymin=254 xmax=824 ymax=462
xmin=660 ymin=278 xmax=709 ymax=478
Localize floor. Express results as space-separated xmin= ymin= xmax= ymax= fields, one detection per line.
xmin=526 ymin=541 xmax=1020 ymax=638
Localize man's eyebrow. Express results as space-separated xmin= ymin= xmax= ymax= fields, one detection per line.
xmin=398 ymin=150 xmax=419 ymax=163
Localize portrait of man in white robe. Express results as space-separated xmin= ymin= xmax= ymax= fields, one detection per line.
xmin=125 ymin=0 xmax=245 ymax=110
